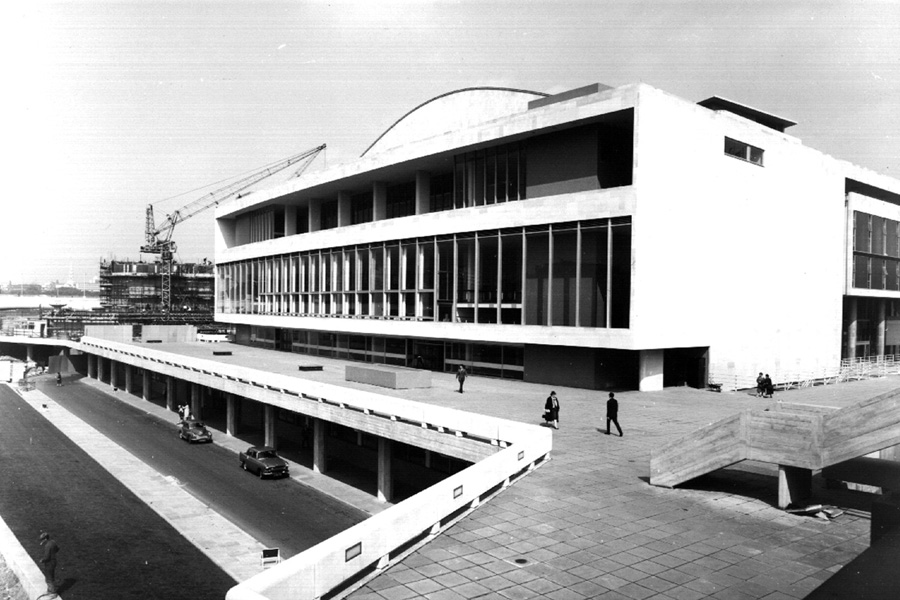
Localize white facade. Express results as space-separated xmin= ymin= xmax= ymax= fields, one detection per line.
xmin=214 ymin=82 xmax=900 ymax=392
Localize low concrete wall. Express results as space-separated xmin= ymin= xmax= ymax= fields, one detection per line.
xmin=226 ymin=427 xmax=550 ymax=600
xmin=85 ymin=325 xmax=132 ymax=343
xmin=142 ymin=325 xmax=197 ymax=343
xmin=346 ymin=364 xmax=431 ymax=389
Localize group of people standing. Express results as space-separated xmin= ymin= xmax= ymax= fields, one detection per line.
xmin=755 ymin=372 xmax=775 ymax=398
xmin=543 ymin=390 xmax=623 ymax=436
xmin=177 ymin=404 xmax=192 ymax=422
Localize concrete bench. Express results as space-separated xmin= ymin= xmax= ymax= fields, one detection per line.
xmin=822 ymin=456 xmax=900 ymax=494
xmin=345 ymin=365 xmax=431 ymax=390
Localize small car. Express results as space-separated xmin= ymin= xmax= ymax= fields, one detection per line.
xmin=239 ymin=446 xmax=289 ymax=479
xmin=178 ymin=419 xmax=213 ymax=443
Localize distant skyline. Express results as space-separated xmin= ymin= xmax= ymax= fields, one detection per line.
xmin=2 ymin=0 xmax=899 ymax=284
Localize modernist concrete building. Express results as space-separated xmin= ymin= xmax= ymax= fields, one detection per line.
xmin=214 ymin=82 xmax=900 ymax=392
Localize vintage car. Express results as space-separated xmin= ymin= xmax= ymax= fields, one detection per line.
xmin=239 ymin=446 xmax=289 ymax=479
xmin=178 ymin=419 xmax=213 ymax=444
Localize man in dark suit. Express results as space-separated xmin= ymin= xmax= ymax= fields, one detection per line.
xmin=606 ymin=392 xmax=623 ymax=437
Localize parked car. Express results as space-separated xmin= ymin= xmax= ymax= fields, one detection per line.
xmin=239 ymin=446 xmax=289 ymax=479
xmin=178 ymin=419 xmax=213 ymax=443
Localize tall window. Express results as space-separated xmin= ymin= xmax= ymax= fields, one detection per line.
xmin=454 ymin=141 xmax=526 ymax=208
xmin=351 ymin=191 xmax=373 ymax=225
xmin=386 ymin=181 xmax=415 ymax=219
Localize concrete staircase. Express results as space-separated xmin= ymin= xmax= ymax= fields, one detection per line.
xmin=650 ymin=388 xmax=900 ymax=508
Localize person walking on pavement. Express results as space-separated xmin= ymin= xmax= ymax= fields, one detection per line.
xmin=756 ymin=372 xmax=765 ymax=397
xmin=544 ymin=391 xmax=560 ymax=429
xmin=456 ymin=365 xmax=468 ymax=393
xmin=606 ymin=392 xmax=623 ymax=436
xmin=56 ymin=372 xmax=62 ymax=387
xmin=39 ymin=531 xmax=60 ymax=594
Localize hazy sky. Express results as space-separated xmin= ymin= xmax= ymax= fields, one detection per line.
xmin=1 ymin=0 xmax=898 ymax=285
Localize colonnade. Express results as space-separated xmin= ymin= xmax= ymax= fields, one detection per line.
xmin=84 ymin=353 xmax=397 ymax=501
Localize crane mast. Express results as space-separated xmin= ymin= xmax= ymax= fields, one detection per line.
xmin=140 ymin=144 xmax=326 ymax=315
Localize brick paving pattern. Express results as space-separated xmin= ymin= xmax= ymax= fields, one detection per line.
xmin=348 ymin=379 xmax=893 ymax=600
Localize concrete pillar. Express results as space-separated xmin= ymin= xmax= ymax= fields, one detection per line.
xmin=166 ymin=376 xmax=175 ymax=412
xmin=778 ymin=465 xmax=812 ymax=509
xmin=313 ymin=418 xmax=327 ymax=474
xmin=124 ymin=365 xmax=133 ymax=394
xmin=377 ymin=438 xmax=393 ymax=503
xmin=26 ymin=345 xmax=34 ymax=362
xmin=110 ymin=361 xmax=118 ymax=390
xmin=338 ymin=191 xmax=352 ymax=227
xmin=142 ymin=370 xmax=151 ymax=402
xmin=190 ymin=383 xmax=201 ymax=420
xmin=847 ymin=297 xmax=858 ymax=360
xmin=638 ymin=349 xmax=665 ymax=392
xmin=415 ymin=171 xmax=430 ymax=215
xmin=373 ymin=181 xmax=387 ymax=221
xmin=87 ymin=354 xmax=97 ymax=379
xmin=284 ymin=205 xmax=297 ymax=236
xmin=226 ymin=393 xmax=237 ymax=436
xmin=264 ymin=404 xmax=276 ymax=449
xmin=98 ymin=357 xmax=105 ymax=383
xmin=877 ymin=298 xmax=886 ymax=357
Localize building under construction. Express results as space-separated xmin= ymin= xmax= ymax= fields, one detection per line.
xmin=99 ymin=259 xmax=214 ymax=319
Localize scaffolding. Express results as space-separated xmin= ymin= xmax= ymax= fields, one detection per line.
xmin=99 ymin=259 xmax=214 ymax=318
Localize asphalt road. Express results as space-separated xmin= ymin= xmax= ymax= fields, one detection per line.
xmin=0 ymin=384 xmax=236 ymax=600
xmin=38 ymin=376 xmax=368 ymax=558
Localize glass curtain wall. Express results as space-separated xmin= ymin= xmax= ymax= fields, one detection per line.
xmin=218 ymin=217 xmax=631 ymax=328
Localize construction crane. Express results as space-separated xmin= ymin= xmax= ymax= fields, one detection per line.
xmin=140 ymin=143 xmax=326 ymax=315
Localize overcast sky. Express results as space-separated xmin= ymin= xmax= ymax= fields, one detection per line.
xmin=1 ymin=0 xmax=898 ymax=286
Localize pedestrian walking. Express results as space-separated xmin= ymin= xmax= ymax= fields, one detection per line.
xmin=763 ymin=373 xmax=774 ymax=398
xmin=606 ymin=392 xmax=623 ymax=436
xmin=39 ymin=531 xmax=60 ymax=594
xmin=456 ymin=365 xmax=467 ymax=393
xmin=56 ymin=372 xmax=62 ymax=387
xmin=544 ymin=391 xmax=560 ymax=429
xmin=756 ymin=372 xmax=765 ymax=397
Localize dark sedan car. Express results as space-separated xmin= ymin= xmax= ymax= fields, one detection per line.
xmin=178 ymin=419 xmax=213 ymax=443
xmin=239 ymin=446 xmax=289 ymax=478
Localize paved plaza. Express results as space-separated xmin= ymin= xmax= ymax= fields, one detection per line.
xmin=2 ymin=342 xmax=898 ymax=599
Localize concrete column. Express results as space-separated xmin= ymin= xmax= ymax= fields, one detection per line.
xmin=313 ymin=418 xmax=327 ymax=474
xmin=264 ymin=404 xmax=276 ymax=449
xmin=226 ymin=393 xmax=237 ymax=436
xmin=142 ymin=370 xmax=151 ymax=402
xmin=847 ymin=297 xmax=858 ymax=360
xmin=373 ymin=181 xmax=387 ymax=221
xmin=124 ymin=365 xmax=133 ymax=394
xmin=638 ymin=349 xmax=665 ymax=392
xmin=415 ymin=171 xmax=430 ymax=215
xmin=190 ymin=383 xmax=201 ymax=420
xmin=284 ymin=205 xmax=297 ymax=236
xmin=778 ymin=465 xmax=812 ymax=509
xmin=338 ymin=191 xmax=352 ymax=227
xmin=166 ymin=376 xmax=175 ymax=412
xmin=26 ymin=345 xmax=34 ymax=362
xmin=110 ymin=361 xmax=118 ymax=390
xmin=877 ymin=298 xmax=886 ymax=357
xmin=377 ymin=438 xmax=393 ymax=503
xmin=98 ymin=357 xmax=105 ymax=383
xmin=87 ymin=354 xmax=97 ymax=379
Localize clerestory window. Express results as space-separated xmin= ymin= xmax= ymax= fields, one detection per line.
xmin=724 ymin=137 xmax=764 ymax=165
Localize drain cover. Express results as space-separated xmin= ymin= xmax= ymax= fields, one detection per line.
xmin=514 ymin=558 xmax=528 ymax=564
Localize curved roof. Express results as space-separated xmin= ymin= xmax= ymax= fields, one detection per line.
xmin=362 ymin=87 xmax=549 ymax=157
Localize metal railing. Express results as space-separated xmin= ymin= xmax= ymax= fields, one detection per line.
xmin=710 ymin=354 xmax=900 ymax=393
